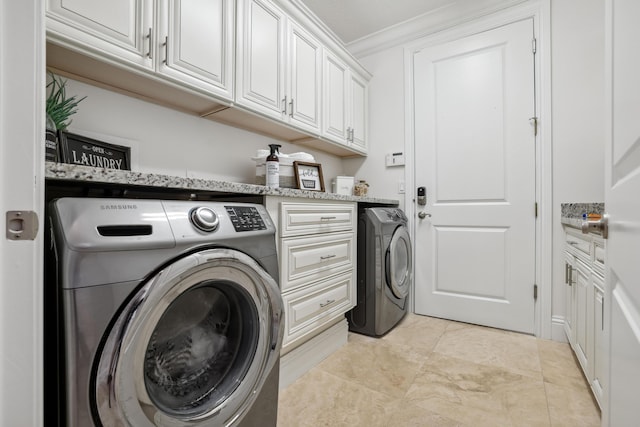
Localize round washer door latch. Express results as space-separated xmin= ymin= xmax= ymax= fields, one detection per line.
xmin=190 ymin=207 xmax=219 ymax=232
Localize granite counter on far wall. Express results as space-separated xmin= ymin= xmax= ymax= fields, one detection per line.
xmin=45 ymin=162 xmax=399 ymax=205
xmin=561 ymin=202 xmax=605 ymax=228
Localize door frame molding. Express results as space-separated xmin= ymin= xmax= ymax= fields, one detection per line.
xmin=403 ymin=0 xmax=553 ymax=338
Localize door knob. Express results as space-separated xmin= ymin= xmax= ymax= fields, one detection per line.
xmin=418 ymin=211 xmax=431 ymax=219
xmin=581 ymin=213 xmax=608 ymax=239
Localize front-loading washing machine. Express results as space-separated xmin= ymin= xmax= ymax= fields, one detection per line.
xmin=48 ymin=198 xmax=284 ymax=427
xmin=347 ymin=207 xmax=412 ymax=337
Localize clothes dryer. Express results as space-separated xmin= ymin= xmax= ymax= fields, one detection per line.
xmin=347 ymin=207 xmax=412 ymax=336
xmin=48 ymin=198 xmax=284 ymax=427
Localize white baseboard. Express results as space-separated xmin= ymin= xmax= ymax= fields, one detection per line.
xmin=551 ymin=315 xmax=568 ymax=342
xmin=279 ymin=319 xmax=348 ymax=390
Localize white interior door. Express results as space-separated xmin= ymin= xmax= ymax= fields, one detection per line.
xmin=413 ymin=18 xmax=536 ymax=333
xmin=1 ymin=0 xmax=45 ymax=424
xmin=605 ymin=0 xmax=640 ymax=424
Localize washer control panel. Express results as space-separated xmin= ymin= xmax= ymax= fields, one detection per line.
xmin=225 ymin=206 xmax=267 ymax=232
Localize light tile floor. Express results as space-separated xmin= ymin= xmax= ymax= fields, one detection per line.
xmin=277 ymin=314 xmax=601 ymax=427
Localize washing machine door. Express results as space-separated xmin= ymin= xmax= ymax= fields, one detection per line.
xmin=93 ymin=249 xmax=284 ymax=427
xmin=385 ymin=225 xmax=412 ymax=299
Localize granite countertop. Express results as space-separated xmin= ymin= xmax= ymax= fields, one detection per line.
xmin=45 ymin=162 xmax=399 ymax=205
xmin=561 ymin=202 xmax=605 ymax=228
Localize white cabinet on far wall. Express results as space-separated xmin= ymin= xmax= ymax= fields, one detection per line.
xmin=323 ymin=51 xmax=368 ymax=153
xmin=236 ymin=0 xmax=321 ymax=134
xmin=46 ymin=0 xmax=235 ymax=100
xmin=563 ymin=226 xmax=606 ymax=409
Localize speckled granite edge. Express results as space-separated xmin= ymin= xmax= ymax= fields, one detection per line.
xmin=561 ymin=202 xmax=605 ymax=228
xmin=45 ymin=162 xmax=399 ymax=205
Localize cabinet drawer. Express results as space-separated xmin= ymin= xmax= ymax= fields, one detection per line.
xmin=281 ymin=232 xmax=355 ymax=291
xmin=280 ymin=202 xmax=355 ymax=237
xmin=282 ymin=272 xmax=354 ymax=350
xmin=566 ymin=230 xmax=591 ymax=262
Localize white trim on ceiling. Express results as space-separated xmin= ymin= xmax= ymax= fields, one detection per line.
xmin=348 ymin=0 xmax=530 ymax=58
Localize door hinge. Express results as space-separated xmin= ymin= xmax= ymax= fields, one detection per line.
xmin=535 ymin=202 xmax=538 ymax=218
xmin=534 ymin=284 xmax=538 ymax=301
xmin=529 ymin=116 xmax=538 ymax=136
xmin=532 ymin=38 xmax=537 ymax=54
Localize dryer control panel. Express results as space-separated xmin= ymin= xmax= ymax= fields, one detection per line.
xmin=225 ymin=206 xmax=267 ymax=232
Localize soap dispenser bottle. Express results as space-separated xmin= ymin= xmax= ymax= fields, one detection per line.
xmin=266 ymin=144 xmax=281 ymax=188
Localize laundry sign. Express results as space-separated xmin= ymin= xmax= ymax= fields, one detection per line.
xmin=59 ymin=131 xmax=131 ymax=171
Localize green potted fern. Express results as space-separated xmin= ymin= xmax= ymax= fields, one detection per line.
xmin=45 ymin=72 xmax=86 ymax=162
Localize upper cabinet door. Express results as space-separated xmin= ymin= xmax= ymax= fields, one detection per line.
xmin=46 ymin=0 xmax=154 ymax=70
xmin=322 ymin=51 xmax=349 ymax=145
xmin=158 ymin=0 xmax=234 ymax=100
xmin=349 ymin=72 xmax=368 ymax=152
xmin=236 ymin=0 xmax=286 ymax=119
xmin=287 ymin=22 xmax=322 ymax=134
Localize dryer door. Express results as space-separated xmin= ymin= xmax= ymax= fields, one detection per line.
xmin=93 ymin=249 xmax=283 ymax=427
xmin=386 ymin=226 xmax=412 ymax=299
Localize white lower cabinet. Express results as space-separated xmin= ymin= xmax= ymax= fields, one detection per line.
xmin=563 ymin=226 xmax=606 ymax=409
xmin=266 ymin=197 xmax=356 ymax=387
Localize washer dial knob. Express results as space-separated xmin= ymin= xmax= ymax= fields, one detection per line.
xmin=190 ymin=207 xmax=219 ymax=232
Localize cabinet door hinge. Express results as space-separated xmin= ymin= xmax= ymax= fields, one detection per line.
xmin=532 ymin=38 xmax=537 ymax=54
xmin=534 ymin=284 xmax=538 ymax=301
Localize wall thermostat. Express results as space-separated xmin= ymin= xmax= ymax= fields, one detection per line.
xmin=385 ymin=152 xmax=405 ymax=167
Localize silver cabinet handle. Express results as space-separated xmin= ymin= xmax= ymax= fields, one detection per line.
xmin=568 ymin=265 xmax=574 ymax=286
xmin=282 ymin=96 xmax=287 ymax=114
xmin=289 ymin=98 xmax=294 ymax=117
xmin=146 ymin=28 xmax=153 ymax=59
xmin=564 ymin=262 xmax=569 ymax=284
xmin=568 ymin=241 xmax=579 ymax=246
xmin=319 ymin=299 xmax=335 ymax=308
xmin=162 ymin=36 xmax=168 ymax=64
xmin=320 ymin=216 xmax=336 ymax=220
xmin=320 ymin=254 xmax=336 ymax=260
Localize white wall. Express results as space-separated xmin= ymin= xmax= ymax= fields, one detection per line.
xmin=550 ymin=0 xmax=605 ymax=339
xmin=348 ymin=0 xmax=605 ymax=340
xmin=62 ymin=78 xmax=345 ymax=185
xmin=343 ymin=47 xmax=406 ymax=209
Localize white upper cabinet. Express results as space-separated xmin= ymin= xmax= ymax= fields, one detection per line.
xmin=47 ymin=0 xmax=234 ymax=100
xmin=236 ymin=0 xmax=286 ymax=118
xmin=286 ymin=22 xmax=322 ymax=134
xmin=46 ymin=0 xmax=369 ymax=156
xmin=157 ymin=0 xmax=234 ymax=99
xmin=323 ymin=51 xmax=349 ymax=144
xmin=349 ymin=72 xmax=368 ymax=153
xmin=236 ymin=0 xmax=321 ymax=134
xmin=322 ymin=51 xmax=368 ymax=152
xmin=46 ymin=0 xmax=154 ymax=69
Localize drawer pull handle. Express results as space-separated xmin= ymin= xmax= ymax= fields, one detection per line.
xmin=320 ymin=216 xmax=337 ymax=220
xmin=568 ymin=241 xmax=579 ymax=246
xmin=320 ymin=254 xmax=336 ymax=260
xmin=320 ymin=299 xmax=335 ymax=308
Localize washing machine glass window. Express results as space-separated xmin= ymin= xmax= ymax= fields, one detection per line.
xmin=386 ymin=226 xmax=412 ymax=299
xmin=94 ymin=249 xmax=283 ymax=427
xmin=144 ymin=282 xmax=258 ymax=417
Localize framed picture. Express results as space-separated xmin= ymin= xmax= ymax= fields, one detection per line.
xmin=293 ymin=161 xmax=325 ymax=192
xmin=58 ymin=131 xmax=131 ymax=171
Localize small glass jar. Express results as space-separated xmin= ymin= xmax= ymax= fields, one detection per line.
xmin=353 ymin=180 xmax=369 ymax=197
